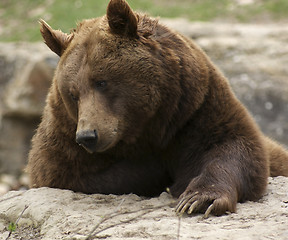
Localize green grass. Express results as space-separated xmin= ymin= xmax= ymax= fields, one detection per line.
xmin=0 ymin=0 xmax=287 ymax=42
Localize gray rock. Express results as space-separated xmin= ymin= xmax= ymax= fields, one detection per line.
xmin=0 ymin=42 xmax=57 ymax=117
xmin=0 ymin=43 xmax=57 ymax=175
xmin=0 ymin=177 xmax=287 ymax=240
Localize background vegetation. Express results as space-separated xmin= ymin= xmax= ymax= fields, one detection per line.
xmin=0 ymin=0 xmax=288 ymax=41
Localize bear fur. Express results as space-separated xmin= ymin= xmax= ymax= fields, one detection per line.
xmin=27 ymin=0 xmax=288 ymax=217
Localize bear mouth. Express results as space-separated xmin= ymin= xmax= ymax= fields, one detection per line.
xmin=78 ymin=141 xmax=113 ymax=154
xmin=76 ymin=129 xmax=117 ymax=154
xmin=79 ymin=143 xmax=96 ymax=154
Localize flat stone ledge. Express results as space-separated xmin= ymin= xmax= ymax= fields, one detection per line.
xmin=0 ymin=177 xmax=287 ymax=240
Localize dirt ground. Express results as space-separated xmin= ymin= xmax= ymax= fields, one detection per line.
xmin=0 ymin=177 xmax=287 ymax=240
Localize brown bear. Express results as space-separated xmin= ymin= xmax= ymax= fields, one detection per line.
xmin=27 ymin=0 xmax=288 ymax=218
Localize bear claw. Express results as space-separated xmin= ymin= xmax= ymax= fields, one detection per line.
xmin=203 ymin=203 xmax=214 ymax=219
xmin=187 ymin=200 xmax=200 ymax=214
xmin=176 ymin=196 xmax=193 ymax=213
xmin=175 ymin=190 xmax=218 ymax=218
xmin=176 ymin=197 xmax=214 ymax=218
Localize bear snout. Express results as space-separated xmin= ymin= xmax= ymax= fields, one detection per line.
xmin=76 ymin=130 xmax=98 ymax=153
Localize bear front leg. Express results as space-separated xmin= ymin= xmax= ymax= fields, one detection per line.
xmin=175 ymin=170 xmax=238 ymax=218
xmin=172 ymin=140 xmax=269 ymax=218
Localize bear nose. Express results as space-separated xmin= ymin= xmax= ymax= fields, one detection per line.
xmin=76 ymin=130 xmax=98 ymax=153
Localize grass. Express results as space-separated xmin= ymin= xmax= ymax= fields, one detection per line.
xmin=0 ymin=0 xmax=287 ymax=42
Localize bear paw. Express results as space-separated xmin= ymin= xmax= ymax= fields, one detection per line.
xmin=175 ymin=190 xmax=236 ymax=218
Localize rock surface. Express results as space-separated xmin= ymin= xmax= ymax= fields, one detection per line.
xmin=0 ymin=177 xmax=287 ymax=240
xmin=0 ymin=43 xmax=57 ymax=175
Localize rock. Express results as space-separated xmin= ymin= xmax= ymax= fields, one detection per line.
xmin=0 ymin=42 xmax=58 ymax=175
xmin=0 ymin=173 xmax=29 ymax=196
xmin=0 ymin=42 xmax=57 ymax=117
xmin=19 ymin=173 xmax=30 ymax=188
xmin=0 ymin=183 xmax=10 ymax=195
xmin=0 ymin=177 xmax=287 ymax=240
xmin=0 ymin=117 xmax=39 ymax=175
xmin=0 ymin=174 xmax=17 ymax=188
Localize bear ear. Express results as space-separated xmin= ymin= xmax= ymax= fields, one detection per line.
xmin=39 ymin=19 xmax=74 ymax=56
xmin=107 ymin=0 xmax=138 ymax=38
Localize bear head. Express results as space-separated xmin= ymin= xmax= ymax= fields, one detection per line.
xmin=39 ymin=0 xmax=209 ymax=153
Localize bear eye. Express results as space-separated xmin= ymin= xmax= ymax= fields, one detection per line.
xmin=69 ymin=92 xmax=78 ymax=101
xmin=95 ymin=80 xmax=107 ymax=90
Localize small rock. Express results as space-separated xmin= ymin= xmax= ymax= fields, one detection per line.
xmin=0 ymin=183 xmax=10 ymax=195
xmin=0 ymin=174 xmax=17 ymax=187
xmin=19 ymin=173 xmax=30 ymax=187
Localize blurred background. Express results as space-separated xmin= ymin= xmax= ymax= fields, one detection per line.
xmin=1 ymin=0 xmax=288 ymax=41
xmin=0 ymin=0 xmax=287 ymax=194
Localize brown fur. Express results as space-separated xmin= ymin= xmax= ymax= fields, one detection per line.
xmin=27 ymin=0 xmax=288 ymax=216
